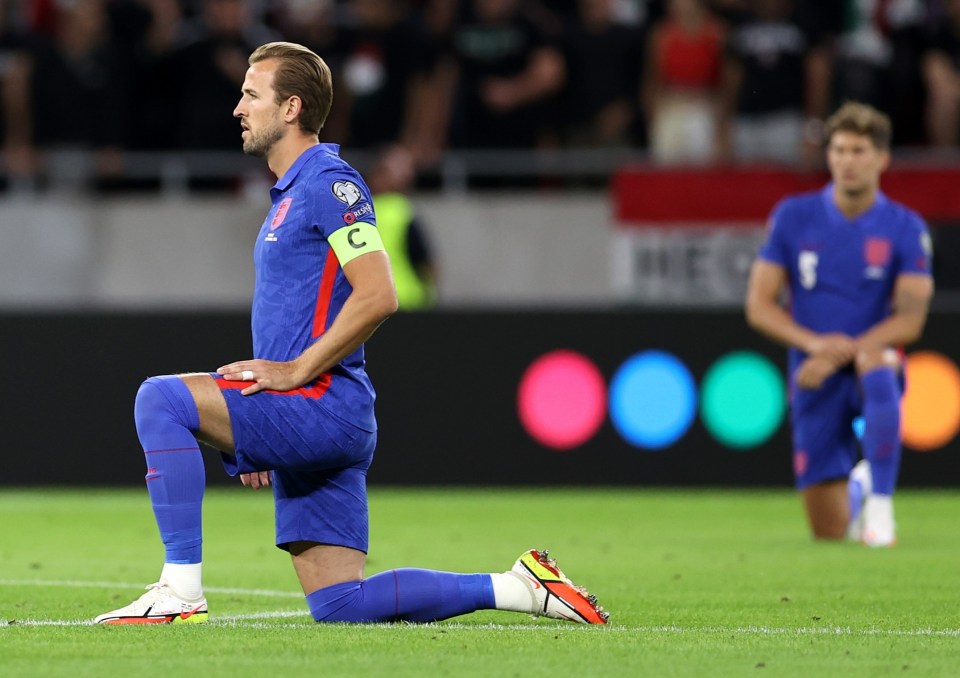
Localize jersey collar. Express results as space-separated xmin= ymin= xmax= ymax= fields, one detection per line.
xmin=821 ymin=182 xmax=888 ymax=226
xmin=271 ymin=143 xmax=340 ymax=199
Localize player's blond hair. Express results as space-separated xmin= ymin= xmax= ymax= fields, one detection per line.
xmin=824 ymin=101 xmax=892 ymax=150
xmin=249 ymin=42 xmax=333 ymax=135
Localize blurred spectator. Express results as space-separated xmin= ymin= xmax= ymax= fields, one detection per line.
xmin=26 ymin=0 xmax=131 ymax=182
xmin=923 ymin=0 xmax=960 ymax=146
xmin=0 ymin=0 xmax=35 ymax=179
xmin=558 ymin=0 xmax=646 ymax=147
xmin=122 ymin=0 xmax=191 ymax=150
xmin=401 ymin=0 xmax=460 ymax=165
xmin=268 ymin=0 xmax=337 ymax=55
xmin=1 ymin=0 xmax=955 ymax=194
xmin=833 ymin=0 xmax=928 ymax=145
xmin=439 ymin=0 xmax=566 ymax=149
xmin=24 ymin=0 xmax=59 ymax=36
xmin=368 ymin=144 xmax=438 ymax=309
xmin=164 ymin=0 xmax=280 ymax=150
xmin=320 ymin=0 xmax=439 ymax=154
xmin=543 ymin=0 xmax=666 ymax=25
xmin=705 ymin=0 xmax=748 ymax=23
xmin=717 ymin=0 xmax=831 ymax=165
xmin=642 ymin=0 xmax=726 ymax=163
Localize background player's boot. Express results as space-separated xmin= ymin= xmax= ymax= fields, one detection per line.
xmin=846 ymin=459 xmax=872 ymax=541
xmin=861 ymin=494 xmax=896 ymax=547
xmin=95 ymin=582 xmax=208 ymax=624
xmin=510 ymin=548 xmax=609 ymax=624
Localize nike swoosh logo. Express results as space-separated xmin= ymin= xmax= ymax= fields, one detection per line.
xmin=523 ymin=574 xmax=541 ymax=590
xmin=179 ymin=605 xmax=205 ymax=620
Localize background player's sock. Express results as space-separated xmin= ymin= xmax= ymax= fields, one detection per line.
xmin=846 ymin=459 xmax=871 ymax=539
xmin=306 ymin=569 xmax=495 ymax=622
xmin=135 ymin=376 xmax=205 ymax=585
xmin=848 ymin=474 xmax=865 ymax=522
xmin=860 ymin=367 xmax=901 ymax=496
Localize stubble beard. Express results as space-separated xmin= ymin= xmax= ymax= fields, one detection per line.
xmin=242 ymin=122 xmax=284 ymax=158
xmin=838 ymin=180 xmax=870 ymax=200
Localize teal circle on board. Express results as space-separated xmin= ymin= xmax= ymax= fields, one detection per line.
xmin=700 ymin=351 xmax=786 ymax=449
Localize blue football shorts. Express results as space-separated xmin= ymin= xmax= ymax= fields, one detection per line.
xmin=789 ymin=367 xmax=906 ymax=489
xmin=789 ymin=370 xmax=863 ymax=489
xmin=213 ymin=374 xmax=376 ymax=554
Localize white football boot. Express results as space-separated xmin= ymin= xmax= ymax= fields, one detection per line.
xmin=861 ymin=494 xmax=896 ymax=548
xmin=95 ymin=582 xmax=208 ymax=625
xmin=846 ymin=459 xmax=872 ymax=542
xmin=510 ymin=549 xmax=609 ymax=624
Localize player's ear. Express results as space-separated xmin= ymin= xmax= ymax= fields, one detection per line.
xmin=879 ymin=148 xmax=891 ymax=172
xmin=283 ymin=96 xmax=303 ymax=124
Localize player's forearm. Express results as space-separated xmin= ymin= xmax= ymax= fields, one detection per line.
xmin=292 ymin=286 xmax=397 ymax=384
xmin=856 ymin=312 xmax=928 ymax=350
xmin=746 ymin=300 xmax=819 ymax=354
xmin=857 ymin=277 xmax=933 ymax=349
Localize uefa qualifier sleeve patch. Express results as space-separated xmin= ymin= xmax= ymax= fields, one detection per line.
xmin=328 ymin=221 xmax=385 ymax=266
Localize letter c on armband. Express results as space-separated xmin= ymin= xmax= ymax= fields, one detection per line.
xmin=347 ymin=228 xmax=367 ymax=249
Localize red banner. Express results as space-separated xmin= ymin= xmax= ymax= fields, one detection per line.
xmin=614 ymin=165 xmax=960 ymax=225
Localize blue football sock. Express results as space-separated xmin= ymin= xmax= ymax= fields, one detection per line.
xmin=306 ymin=569 xmax=496 ymax=623
xmin=134 ymin=376 xmax=205 ymax=564
xmin=860 ymin=367 xmax=901 ymax=496
xmin=848 ymin=473 xmax=865 ymax=522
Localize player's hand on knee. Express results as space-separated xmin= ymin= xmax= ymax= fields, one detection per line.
xmin=795 ymin=356 xmax=836 ymax=390
xmin=217 ymin=359 xmax=304 ymax=395
xmin=240 ymin=471 xmax=271 ymax=489
xmin=808 ymin=333 xmax=857 ymax=366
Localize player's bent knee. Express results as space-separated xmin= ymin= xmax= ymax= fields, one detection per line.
xmin=305 ymin=581 xmax=365 ymax=623
xmin=134 ymin=376 xmax=200 ymax=438
xmin=855 ymin=347 xmax=898 ymax=375
xmin=811 ymin=526 xmax=847 ymax=540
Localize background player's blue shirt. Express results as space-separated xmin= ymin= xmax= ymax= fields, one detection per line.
xmin=251 ymin=143 xmax=378 ymax=431
xmin=758 ymin=184 xmax=932 ymax=372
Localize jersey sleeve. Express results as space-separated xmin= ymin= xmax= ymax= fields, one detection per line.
xmin=313 ymin=171 xmax=377 ymax=237
xmin=312 ymin=171 xmax=385 ymax=265
xmin=895 ymin=210 xmax=933 ymax=277
xmin=756 ymin=200 xmax=792 ymax=268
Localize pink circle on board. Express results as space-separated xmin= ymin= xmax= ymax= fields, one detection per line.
xmin=517 ymin=350 xmax=607 ymax=450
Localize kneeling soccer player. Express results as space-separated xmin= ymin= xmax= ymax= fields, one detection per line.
xmin=95 ymin=41 xmax=608 ymax=626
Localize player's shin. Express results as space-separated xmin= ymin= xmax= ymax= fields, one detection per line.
xmin=306 ymin=570 xmax=495 ymax=623
xmin=860 ymin=367 xmax=901 ymax=495
xmin=135 ymin=376 xmax=206 ymax=597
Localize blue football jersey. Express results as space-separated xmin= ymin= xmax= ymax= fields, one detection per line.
xmin=250 ymin=143 xmax=378 ymax=430
xmin=758 ymin=184 xmax=932 ymax=370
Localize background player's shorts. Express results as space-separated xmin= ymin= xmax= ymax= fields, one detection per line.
xmin=789 ymin=370 xmax=862 ymax=489
xmin=214 ymin=375 xmax=376 ymax=553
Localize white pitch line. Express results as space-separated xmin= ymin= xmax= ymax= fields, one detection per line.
xmin=5 ymin=610 xmax=311 ymax=628
xmin=634 ymin=624 xmax=960 ymax=638
xmin=0 ymin=578 xmax=301 ymax=598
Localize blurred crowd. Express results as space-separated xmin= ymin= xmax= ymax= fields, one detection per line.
xmin=3 ymin=0 xmax=960 ymax=187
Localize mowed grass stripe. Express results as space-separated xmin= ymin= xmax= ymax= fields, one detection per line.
xmin=3 ymin=487 xmax=960 ymax=677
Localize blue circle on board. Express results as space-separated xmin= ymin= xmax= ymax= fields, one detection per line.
xmin=609 ymin=350 xmax=697 ymax=450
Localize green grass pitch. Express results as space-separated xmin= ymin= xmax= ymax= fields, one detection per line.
xmin=2 ymin=487 xmax=959 ymax=676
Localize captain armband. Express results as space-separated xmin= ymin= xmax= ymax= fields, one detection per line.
xmin=328 ymin=222 xmax=385 ymax=266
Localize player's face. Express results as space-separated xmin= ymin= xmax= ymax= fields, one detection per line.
xmin=233 ymin=60 xmax=285 ymax=157
xmin=826 ymin=131 xmax=890 ymax=198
